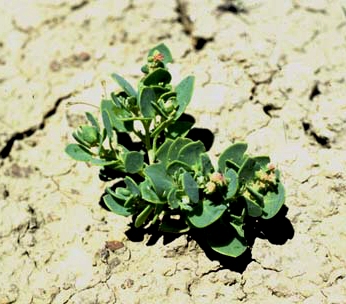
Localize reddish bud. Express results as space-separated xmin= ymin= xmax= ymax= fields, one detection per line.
xmin=153 ymin=52 xmax=164 ymax=62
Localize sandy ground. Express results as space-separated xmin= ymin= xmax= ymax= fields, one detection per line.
xmin=1 ymin=0 xmax=346 ymax=303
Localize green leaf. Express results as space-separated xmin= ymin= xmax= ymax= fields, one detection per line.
xmin=106 ymin=187 xmax=130 ymax=201
xmin=167 ymin=137 xmax=192 ymax=163
xmin=85 ymin=112 xmax=100 ymax=132
xmin=111 ymin=73 xmax=137 ymax=97
xmin=124 ymin=196 xmax=136 ymax=208
xmin=262 ymin=183 xmax=285 ymax=219
xmin=246 ymin=186 xmax=264 ymax=207
xmin=207 ymin=231 xmax=247 ymax=257
xmin=103 ymin=194 xmax=132 ymax=216
xmin=160 ymin=91 xmax=176 ymax=101
xmin=175 ymin=76 xmax=194 ymax=119
xmin=124 ymin=176 xmax=140 ymax=197
xmin=89 ymin=158 xmax=120 ymax=166
xmin=225 ymin=160 xmax=241 ymax=172
xmin=253 ymin=156 xmax=271 ymax=169
xmin=167 ymin=188 xmax=179 ymax=209
xmin=144 ymin=163 xmax=173 ymax=197
xmin=142 ymin=68 xmax=172 ymax=86
xmin=140 ymin=180 xmax=164 ymax=204
xmin=166 ymin=120 xmax=194 ymax=139
xmin=72 ymin=131 xmax=91 ymax=148
xmin=110 ymin=92 xmax=125 ymax=107
xmin=139 ymin=87 xmax=156 ymax=118
xmin=150 ymin=100 xmax=169 ymax=119
xmin=149 ymin=85 xmax=170 ymax=99
xmin=178 ymin=141 xmax=206 ymax=168
xmin=124 ymin=151 xmax=144 ymax=174
xmin=148 ymin=43 xmax=173 ymax=65
xmin=182 ymin=172 xmax=199 ymax=203
xmin=244 ymin=196 xmax=262 ymax=217
xmin=156 ymin=138 xmax=174 ymax=165
xmin=135 ymin=205 xmax=154 ymax=228
xmin=238 ymin=157 xmax=258 ymax=183
xmin=166 ymin=160 xmax=191 ymax=175
xmin=65 ymin=144 xmax=92 ymax=162
xmin=187 ymin=199 xmax=227 ymax=228
xmin=200 ymin=153 xmax=214 ymax=175
xmin=101 ymin=110 xmax=113 ymax=141
xmin=151 ymin=205 xmax=164 ymax=225
xmin=218 ymin=142 xmax=247 ymax=172
xmin=101 ymin=99 xmax=133 ymax=132
xmin=230 ymin=221 xmax=245 ymax=238
xmin=224 ymin=168 xmax=238 ymax=199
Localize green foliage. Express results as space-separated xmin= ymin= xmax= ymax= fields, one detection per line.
xmin=65 ymin=44 xmax=286 ymax=258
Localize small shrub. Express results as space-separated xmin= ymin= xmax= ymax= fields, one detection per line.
xmin=66 ymin=44 xmax=285 ymax=257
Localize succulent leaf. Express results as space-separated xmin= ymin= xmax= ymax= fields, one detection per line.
xmin=156 ymin=138 xmax=174 ymax=165
xmin=65 ymin=144 xmax=92 ymax=162
xmin=178 ymin=141 xmax=205 ymax=168
xmin=244 ymin=196 xmax=262 ymax=217
xmin=218 ymin=142 xmax=248 ymax=172
xmin=187 ymin=199 xmax=227 ymax=228
xmin=135 ymin=204 xmax=154 ymax=228
xmin=139 ymin=87 xmax=156 ymax=118
xmin=238 ymin=157 xmax=258 ymax=183
xmin=207 ymin=230 xmax=247 ymax=257
xmin=111 ymin=73 xmax=137 ymax=97
xmin=175 ymin=76 xmax=194 ymax=119
xmin=262 ymin=182 xmax=285 ymax=219
xmin=124 ymin=151 xmax=144 ymax=174
xmin=124 ymin=176 xmax=140 ymax=197
xmin=167 ymin=137 xmax=192 ymax=163
xmin=142 ymin=68 xmax=172 ymax=86
xmin=166 ymin=160 xmax=191 ymax=176
xmin=144 ymin=163 xmax=173 ymax=197
xmin=140 ymin=180 xmax=164 ymax=204
xmin=224 ymin=168 xmax=238 ymax=199
xmin=103 ymin=194 xmax=132 ymax=216
xmin=182 ymin=172 xmax=199 ymax=204
xmin=85 ymin=112 xmax=100 ymax=132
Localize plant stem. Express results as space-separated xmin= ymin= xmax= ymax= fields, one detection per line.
xmin=142 ymin=120 xmax=154 ymax=164
xmin=152 ymin=117 xmax=174 ymax=153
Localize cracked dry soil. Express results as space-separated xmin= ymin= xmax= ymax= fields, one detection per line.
xmin=1 ymin=1 xmax=346 ymax=303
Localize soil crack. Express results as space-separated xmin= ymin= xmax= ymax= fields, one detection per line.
xmin=302 ymin=121 xmax=331 ymax=148
xmin=175 ymin=0 xmax=193 ymax=36
xmin=175 ymin=0 xmax=214 ymax=51
xmin=253 ymin=259 xmax=282 ymax=272
xmin=70 ymin=0 xmax=89 ymax=11
xmin=0 ymin=93 xmax=73 ymax=159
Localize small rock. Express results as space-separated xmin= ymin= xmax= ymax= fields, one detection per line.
xmin=105 ymin=240 xmax=124 ymax=252
xmin=78 ymin=52 xmax=91 ymax=62
xmin=50 ymin=60 xmax=61 ymax=72
xmin=121 ymin=278 xmax=134 ymax=289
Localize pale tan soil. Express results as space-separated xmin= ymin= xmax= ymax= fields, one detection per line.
xmin=1 ymin=1 xmax=346 ymax=303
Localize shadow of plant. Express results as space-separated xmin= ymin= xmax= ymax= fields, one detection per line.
xmin=120 ymin=206 xmax=293 ymax=273
xmin=100 ymin=190 xmax=293 ymax=273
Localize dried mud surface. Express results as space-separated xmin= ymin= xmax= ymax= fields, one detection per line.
xmin=1 ymin=1 xmax=346 ymax=303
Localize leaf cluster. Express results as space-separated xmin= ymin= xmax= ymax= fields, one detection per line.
xmin=66 ymin=44 xmax=285 ymax=257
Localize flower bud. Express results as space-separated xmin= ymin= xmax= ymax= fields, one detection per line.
xmin=209 ymin=172 xmax=226 ymax=186
xmin=267 ymin=163 xmax=276 ymax=171
xmin=78 ymin=125 xmax=99 ymax=146
xmin=205 ymin=181 xmax=216 ymax=194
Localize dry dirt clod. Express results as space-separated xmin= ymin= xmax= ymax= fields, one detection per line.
xmin=105 ymin=240 xmax=124 ymax=252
